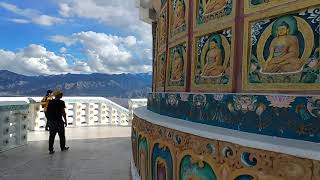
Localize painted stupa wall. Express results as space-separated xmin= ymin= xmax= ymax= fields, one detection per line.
xmin=132 ymin=0 xmax=320 ymax=179
xmin=152 ymin=0 xmax=320 ymax=93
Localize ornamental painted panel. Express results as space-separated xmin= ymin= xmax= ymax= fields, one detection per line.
xmin=243 ymin=4 xmax=320 ymax=91
xmin=132 ymin=117 xmax=318 ymax=180
xmin=159 ymin=4 xmax=168 ymax=52
xmin=138 ymin=136 xmax=149 ymax=180
xmin=168 ymin=0 xmax=189 ymax=43
xmin=179 ymin=155 xmax=217 ymax=180
xmin=194 ymin=0 xmax=236 ymax=29
xmin=191 ymin=24 xmax=234 ymax=92
xmin=156 ymin=51 xmax=167 ymax=92
xmin=166 ymin=41 xmax=187 ymax=91
xmin=151 ymin=143 xmax=174 ymax=180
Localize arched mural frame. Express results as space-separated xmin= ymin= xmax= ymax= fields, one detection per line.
xmin=149 ymin=140 xmax=176 ymax=180
xmin=137 ymin=132 xmax=150 ymax=180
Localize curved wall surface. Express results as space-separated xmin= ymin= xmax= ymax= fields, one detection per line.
xmin=132 ymin=109 xmax=320 ymax=180
xmin=153 ymin=0 xmax=320 ymax=93
xmin=133 ymin=0 xmax=320 ymax=179
xmin=147 ymin=92 xmax=320 ymax=143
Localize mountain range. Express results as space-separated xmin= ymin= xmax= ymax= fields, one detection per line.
xmin=0 ymin=70 xmax=152 ymax=98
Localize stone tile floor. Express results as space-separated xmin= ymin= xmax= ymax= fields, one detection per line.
xmin=0 ymin=126 xmax=131 ymax=180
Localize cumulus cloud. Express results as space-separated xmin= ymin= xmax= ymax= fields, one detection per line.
xmin=50 ymin=31 xmax=152 ymax=74
xmin=0 ymin=2 xmax=64 ymax=26
xmin=57 ymin=0 xmax=152 ymax=45
xmin=0 ymin=31 xmax=152 ymax=75
xmin=0 ymin=44 xmax=70 ymax=75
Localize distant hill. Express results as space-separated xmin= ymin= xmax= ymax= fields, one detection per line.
xmin=0 ymin=70 xmax=152 ymax=98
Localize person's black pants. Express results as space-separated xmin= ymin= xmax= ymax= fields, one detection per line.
xmin=48 ymin=123 xmax=66 ymax=151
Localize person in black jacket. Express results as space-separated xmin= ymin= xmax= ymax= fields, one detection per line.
xmin=46 ymin=90 xmax=69 ymax=154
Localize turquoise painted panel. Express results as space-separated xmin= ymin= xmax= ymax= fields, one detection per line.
xmin=147 ymin=93 xmax=320 ymax=143
xmin=138 ymin=136 xmax=149 ymax=180
xmin=179 ymin=155 xmax=217 ymax=180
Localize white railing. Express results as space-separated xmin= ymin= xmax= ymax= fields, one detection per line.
xmin=128 ymin=99 xmax=148 ymax=120
xmin=0 ymin=96 xmax=137 ymax=152
xmin=0 ymin=100 xmax=29 ymax=152
xmin=28 ymin=97 xmax=130 ymax=131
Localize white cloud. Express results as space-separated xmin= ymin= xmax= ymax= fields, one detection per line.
xmin=9 ymin=18 xmax=30 ymax=24
xmin=49 ymin=35 xmax=76 ymax=46
xmin=0 ymin=30 xmax=152 ymax=75
xmin=0 ymin=2 xmax=64 ymax=26
xmin=60 ymin=47 xmax=67 ymax=53
xmin=49 ymin=31 xmax=152 ymax=74
xmin=57 ymin=0 xmax=152 ymax=45
xmin=0 ymin=44 xmax=69 ymax=75
xmin=32 ymin=15 xmax=64 ymax=26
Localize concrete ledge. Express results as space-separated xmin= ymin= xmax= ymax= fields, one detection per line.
xmin=134 ymin=107 xmax=320 ymax=161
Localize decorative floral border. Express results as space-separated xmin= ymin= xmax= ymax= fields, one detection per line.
xmin=148 ymin=92 xmax=320 ymax=143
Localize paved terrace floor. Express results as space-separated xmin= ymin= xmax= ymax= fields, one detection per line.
xmin=0 ymin=126 xmax=131 ymax=180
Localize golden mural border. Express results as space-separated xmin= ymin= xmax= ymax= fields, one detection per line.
xmin=242 ymin=2 xmax=320 ymax=92
xmin=192 ymin=0 xmax=237 ymax=32
xmin=158 ymin=3 xmax=168 ymax=53
xmin=168 ymin=0 xmax=189 ymax=44
xmin=166 ymin=38 xmax=188 ymax=92
xmin=191 ymin=22 xmax=235 ymax=92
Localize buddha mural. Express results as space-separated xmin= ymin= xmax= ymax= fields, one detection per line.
xmin=173 ymin=0 xmax=186 ymax=29
xmin=203 ymin=0 xmax=228 ymax=15
xmin=170 ymin=47 xmax=184 ymax=82
xmin=202 ymin=35 xmax=225 ymax=77
xmin=263 ymin=19 xmax=302 ymax=73
xmin=196 ymin=0 xmax=232 ymax=25
xmin=247 ymin=9 xmax=318 ymax=87
xmin=158 ymin=53 xmax=166 ymax=86
xmin=160 ymin=12 xmax=167 ymax=46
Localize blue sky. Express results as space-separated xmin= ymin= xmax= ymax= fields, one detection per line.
xmin=0 ymin=0 xmax=152 ymax=75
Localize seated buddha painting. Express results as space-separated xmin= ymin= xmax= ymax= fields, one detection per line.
xmin=248 ymin=7 xmax=319 ymax=85
xmin=170 ymin=0 xmax=187 ymax=38
xmin=196 ymin=0 xmax=233 ymax=26
xmin=167 ymin=43 xmax=186 ymax=88
xmin=193 ymin=29 xmax=232 ymax=90
xmin=157 ymin=52 xmax=167 ymax=90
